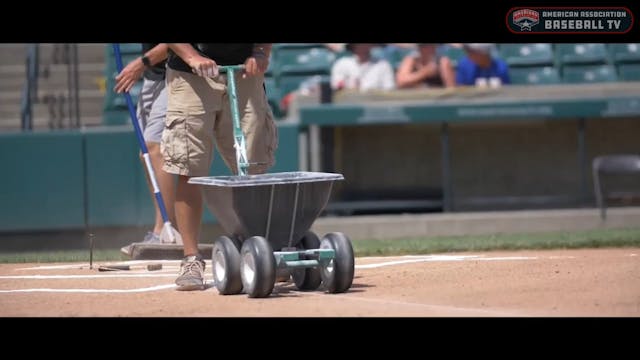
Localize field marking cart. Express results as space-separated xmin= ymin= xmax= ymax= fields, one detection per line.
xmin=188 ymin=65 xmax=354 ymax=298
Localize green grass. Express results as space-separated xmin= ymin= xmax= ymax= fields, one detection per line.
xmin=351 ymin=227 xmax=640 ymax=257
xmin=1 ymin=227 xmax=640 ymax=263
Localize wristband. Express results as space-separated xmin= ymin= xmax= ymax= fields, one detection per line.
xmin=252 ymin=47 xmax=267 ymax=58
xmin=141 ymin=55 xmax=152 ymax=67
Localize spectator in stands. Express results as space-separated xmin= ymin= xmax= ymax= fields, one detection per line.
xmin=395 ymin=43 xmax=456 ymax=89
xmin=114 ymin=44 xmax=179 ymax=256
xmin=456 ymin=43 xmax=510 ymax=87
xmin=330 ymin=43 xmax=395 ymax=92
xmin=324 ymin=43 xmax=347 ymax=53
xmin=164 ymin=44 xmax=277 ymax=291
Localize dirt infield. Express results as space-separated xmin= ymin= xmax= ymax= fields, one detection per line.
xmin=1 ymin=248 xmax=638 ymax=317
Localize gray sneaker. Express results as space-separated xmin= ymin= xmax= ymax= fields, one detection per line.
xmin=120 ymin=231 xmax=161 ymax=256
xmin=142 ymin=231 xmax=161 ymax=244
xmin=175 ymin=254 xmax=206 ymax=291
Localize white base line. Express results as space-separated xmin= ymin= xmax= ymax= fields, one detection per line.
xmin=0 ymin=274 xmax=213 ymax=280
xmin=0 ymin=284 xmax=177 ymax=293
xmin=17 ymin=260 xmax=187 ymax=271
xmin=306 ymin=292 xmax=525 ymax=317
xmin=354 ymin=255 xmax=536 ymax=269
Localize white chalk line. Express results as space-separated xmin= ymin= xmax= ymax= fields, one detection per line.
xmin=0 ymin=273 xmax=212 ymax=280
xmin=16 ymin=260 xmax=188 ymax=271
xmin=302 ymin=291 xmax=525 ymax=317
xmin=0 ymin=284 xmax=177 ymax=293
xmin=354 ymin=255 xmax=536 ymax=269
xmin=0 ymin=253 xmax=571 ymax=294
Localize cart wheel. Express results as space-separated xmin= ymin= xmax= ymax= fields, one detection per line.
xmin=240 ymin=236 xmax=276 ymax=298
xmin=211 ymin=236 xmax=243 ymax=295
xmin=319 ymin=232 xmax=354 ymax=294
xmin=292 ymin=231 xmax=322 ymax=291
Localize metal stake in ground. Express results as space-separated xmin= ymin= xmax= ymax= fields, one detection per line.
xmin=89 ymin=233 xmax=94 ymax=270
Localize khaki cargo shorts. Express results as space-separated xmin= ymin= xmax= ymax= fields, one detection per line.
xmin=161 ymin=68 xmax=278 ymax=177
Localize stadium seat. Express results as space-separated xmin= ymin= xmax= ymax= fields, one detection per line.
xmin=104 ymin=53 xmax=141 ymax=76
xmin=617 ymin=63 xmax=640 ymax=81
xmin=555 ymin=44 xmax=609 ymax=65
xmin=609 ymin=44 xmax=640 ymax=64
xmin=264 ymin=57 xmax=275 ymax=77
xmin=275 ymin=47 xmax=335 ymax=76
xmin=370 ymin=46 xmax=386 ymax=62
xmin=277 ymin=74 xmax=330 ymax=99
xmin=103 ymin=76 xmax=143 ymax=112
xmin=438 ymin=45 xmax=466 ymax=68
xmin=273 ymin=43 xmax=324 ymax=51
xmin=106 ymin=43 xmax=142 ymax=55
xmin=592 ymin=154 xmax=640 ymax=220
xmin=499 ymin=44 xmax=554 ymax=67
xmin=562 ymin=64 xmax=617 ymax=84
xmin=386 ymin=46 xmax=416 ymax=70
xmin=509 ymin=66 xmax=560 ymax=85
xmin=102 ymin=109 xmax=130 ymax=126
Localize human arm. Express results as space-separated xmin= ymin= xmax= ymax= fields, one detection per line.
xmin=114 ymin=43 xmax=169 ymax=93
xmin=438 ymin=56 xmax=456 ymax=88
xmin=167 ymin=43 xmax=218 ymax=77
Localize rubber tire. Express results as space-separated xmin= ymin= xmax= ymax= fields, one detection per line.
xmin=240 ymin=236 xmax=276 ymax=298
xmin=211 ymin=236 xmax=243 ymax=295
xmin=319 ymin=232 xmax=355 ymax=294
xmin=292 ymin=231 xmax=323 ymax=291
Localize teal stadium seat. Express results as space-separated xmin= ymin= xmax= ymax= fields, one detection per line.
xmin=499 ymin=44 xmax=554 ymax=67
xmin=562 ymin=64 xmax=618 ymax=84
xmin=370 ymin=46 xmax=386 ymax=62
xmin=103 ymin=44 xmax=144 ymax=125
xmin=609 ymin=44 xmax=640 ymax=64
xmin=275 ymin=47 xmax=335 ymax=76
xmin=438 ymin=45 xmax=466 ymax=68
xmin=617 ymin=64 xmax=640 ymax=81
xmin=104 ymin=53 xmax=144 ymax=107
xmin=386 ymin=46 xmax=416 ymax=70
xmin=278 ymin=74 xmax=330 ymax=99
xmin=272 ymin=43 xmax=325 ymax=51
xmin=107 ymin=43 xmax=142 ymax=56
xmin=510 ymin=66 xmax=560 ymax=85
xmin=555 ymin=44 xmax=609 ymax=65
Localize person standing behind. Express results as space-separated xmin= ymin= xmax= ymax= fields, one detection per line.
xmin=330 ymin=43 xmax=395 ymax=92
xmin=114 ymin=43 xmax=179 ymax=256
xmin=455 ymin=43 xmax=510 ymax=87
xmin=163 ymin=43 xmax=277 ymax=291
xmin=395 ymin=43 xmax=456 ymax=89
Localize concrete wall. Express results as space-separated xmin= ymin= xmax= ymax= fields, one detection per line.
xmin=335 ymin=117 xmax=640 ymax=211
xmin=0 ymin=122 xmax=300 ymax=232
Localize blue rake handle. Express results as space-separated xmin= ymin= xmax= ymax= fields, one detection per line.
xmin=112 ymin=43 xmax=171 ymax=225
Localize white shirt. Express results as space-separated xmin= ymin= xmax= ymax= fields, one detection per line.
xmin=330 ymin=56 xmax=395 ymax=92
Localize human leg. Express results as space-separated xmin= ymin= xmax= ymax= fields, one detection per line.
xmin=162 ymin=68 xmax=224 ymax=290
xmin=142 ymin=82 xmax=177 ymax=237
xmin=121 ymin=78 xmax=165 ymax=255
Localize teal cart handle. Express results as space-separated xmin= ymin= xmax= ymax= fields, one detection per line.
xmin=219 ymin=65 xmax=249 ymax=176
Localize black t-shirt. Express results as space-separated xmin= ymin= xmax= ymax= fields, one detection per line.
xmin=142 ymin=43 xmax=167 ymax=81
xmin=167 ymin=43 xmax=254 ymax=73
